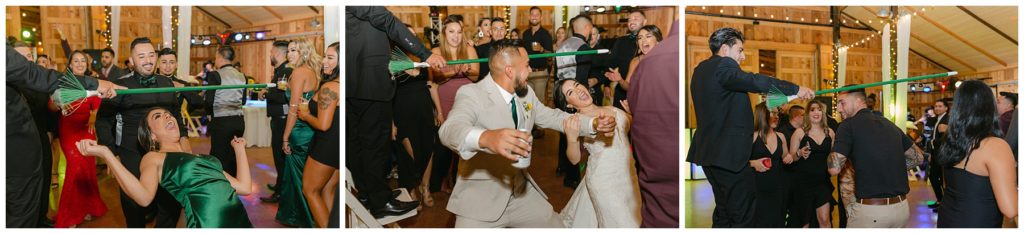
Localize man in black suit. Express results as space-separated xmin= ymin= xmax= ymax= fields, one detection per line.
xmin=99 ymin=47 xmax=126 ymax=80
xmin=261 ymin=40 xmax=292 ymax=203
xmin=685 ymin=27 xmax=814 ymax=228
xmin=6 ymin=46 xmax=122 ymax=228
xmin=346 ymin=6 xmax=445 ymax=218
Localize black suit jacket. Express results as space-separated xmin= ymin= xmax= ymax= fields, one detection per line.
xmin=346 ymin=6 xmax=432 ymax=102
xmin=6 ymin=46 xmax=98 ymax=177
xmin=686 ymin=55 xmax=799 ymax=172
xmin=266 ymin=62 xmax=291 ymax=117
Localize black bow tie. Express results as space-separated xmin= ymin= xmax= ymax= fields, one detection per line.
xmin=138 ymin=75 xmax=157 ymax=87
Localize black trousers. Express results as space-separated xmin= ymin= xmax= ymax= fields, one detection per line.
xmin=270 ymin=116 xmax=287 ymax=191
xmin=209 ymin=115 xmax=245 ymax=177
xmin=7 ymin=175 xmax=44 ymax=228
xmin=430 ymin=138 xmax=456 ymax=192
xmin=347 ymin=99 xmax=393 ymax=209
xmin=927 ymin=149 xmax=944 ymax=203
xmin=704 ymin=165 xmax=756 ymax=228
xmin=558 ymin=133 xmax=580 ymax=184
xmin=37 ymin=132 xmax=53 ymax=224
xmin=114 ymin=145 xmax=181 ymax=228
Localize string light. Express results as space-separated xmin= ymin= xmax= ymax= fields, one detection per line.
xmin=104 ymin=6 xmax=112 ymax=48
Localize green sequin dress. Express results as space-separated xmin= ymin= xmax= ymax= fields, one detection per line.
xmin=160 ymin=152 xmax=252 ymax=228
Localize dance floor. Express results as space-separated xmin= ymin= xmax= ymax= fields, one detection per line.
xmin=391 ymin=128 xmax=578 ymax=228
xmin=48 ymin=137 xmax=289 ymax=228
xmin=684 ymin=175 xmax=940 ymax=228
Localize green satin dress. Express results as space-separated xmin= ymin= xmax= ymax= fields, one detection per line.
xmin=276 ymin=91 xmax=316 ymax=227
xmin=161 ymin=152 xmax=252 ymax=228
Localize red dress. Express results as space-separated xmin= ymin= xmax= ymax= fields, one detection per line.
xmin=54 ymin=96 xmax=107 ymax=227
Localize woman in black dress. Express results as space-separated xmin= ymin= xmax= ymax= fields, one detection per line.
xmin=749 ymin=102 xmax=791 ymax=228
xmin=392 ymin=25 xmax=442 ymax=207
xmin=786 ymin=100 xmax=836 ymax=228
xmin=299 ymin=42 xmax=341 ymax=228
xmin=936 ymin=80 xmax=1017 ymax=228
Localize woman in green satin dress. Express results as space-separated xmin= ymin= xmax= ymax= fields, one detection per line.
xmin=77 ymin=107 xmax=253 ymax=228
xmin=278 ymin=38 xmax=321 ymax=227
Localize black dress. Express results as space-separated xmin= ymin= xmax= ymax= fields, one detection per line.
xmin=309 ymin=94 xmax=340 ymax=169
xmin=787 ymin=133 xmax=836 ymax=227
xmin=392 ymin=70 xmax=437 ymax=190
xmin=937 ymin=154 xmax=1003 ymax=228
xmin=751 ymin=133 xmax=789 ymax=228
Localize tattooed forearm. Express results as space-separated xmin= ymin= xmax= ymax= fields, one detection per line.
xmin=317 ymin=88 xmax=338 ymax=111
xmin=828 ymin=152 xmax=847 ymax=175
xmin=904 ymin=144 xmax=924 ymax=169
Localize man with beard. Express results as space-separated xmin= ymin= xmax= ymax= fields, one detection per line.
xmin=97 ymin=37 xmax=186 ymax=228
xmin=521 ymin=7 xmax=554 ymax=104
xmin=606 ymin=10 xmax=645 ymax=110
xmin=438 ymin=39 xmax=616 ymax=227
xmin=261 ymin=40 xmax=292 ymax=203
xmin=99 ymin=47 xmax=126 ymax=80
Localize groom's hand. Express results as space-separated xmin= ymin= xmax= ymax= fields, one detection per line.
xmin=593 ymin=111 xmax=616 ymax=137
xmin=479 ymin=128 xmax=532 ymax=161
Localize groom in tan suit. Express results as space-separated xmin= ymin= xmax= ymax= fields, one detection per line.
xmin=439 ymin=39 xmax=616 ymax=228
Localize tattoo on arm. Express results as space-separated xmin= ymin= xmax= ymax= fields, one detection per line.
xmin=317 ymin=88 xmax=338 ymax=111
xmin=904 ymin=144 xmax=924 ymax=169
xmin=828 ymin=152 xmax=848 ymax=171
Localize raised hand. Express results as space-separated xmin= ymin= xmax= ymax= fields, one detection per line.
xmin=76 ymin=139 xmax=113 ymax=159
xmin=230 ymin=136 xmax=247 ymax=150
xmin=563 ymin=114 xmax=580 ymax=140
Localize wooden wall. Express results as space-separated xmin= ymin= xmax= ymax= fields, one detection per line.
xmin=684 ymin=6 xmax=948 ymax=128
xmin=115 ymin=6 xmax=165 ymax=66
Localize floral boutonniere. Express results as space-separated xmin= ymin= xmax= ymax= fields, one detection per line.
xmin=523 ymin=101 xmax=532 ymax=120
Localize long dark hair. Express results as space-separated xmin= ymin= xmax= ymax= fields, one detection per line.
xmin=138 ymin=106 xmax=172 ymax=152
xmin=938 ymin=80 xmax=1001 ymax=167
xmin=68 ymin=50 xmax=94 ymax=76
xmin=552 ymin=79 xmax=579 ymax=114
xmin=322 ymin=42 xmax=340 ymax=83
xmin=753 ymin=102 xmax=771 ymax=141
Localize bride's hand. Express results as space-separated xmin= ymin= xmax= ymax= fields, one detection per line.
xmin=76 ymin=139 xmax=113 ymax=159
xmin=564 ymin=114 xmax=580 ymax=140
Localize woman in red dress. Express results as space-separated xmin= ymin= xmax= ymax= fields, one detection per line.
xmin=53 ymin=50 xmax=108 ymax=228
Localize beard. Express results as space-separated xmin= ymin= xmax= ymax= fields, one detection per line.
xmin=530 ymin=20 xmax=540 ymax=27
xmin=271 ymin=57 xmax=278 ymax=67
xmin=514 ymin=75 xmax=529 ymax=97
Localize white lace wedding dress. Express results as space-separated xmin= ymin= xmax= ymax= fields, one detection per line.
xmin=560 ymin=108 xmax=642 ymax=228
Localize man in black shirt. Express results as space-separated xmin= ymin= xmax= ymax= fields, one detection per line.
xmin=828 ymin=85 xmax=924 ymax=228
xmin=521 ymin=6 xmax=554 ymax=103
xmin=608 ymin=10 xmax=645 ymax=110
xmin=261 ymin=40 xmax=292 ymax=203
xmin=98 ymin=37 xmax=186 ymax=228
xmin=475 ymin=18 xmax=507 ymax=81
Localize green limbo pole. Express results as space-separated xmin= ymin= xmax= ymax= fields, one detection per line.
xmin=115 ymin=83 xmax=276 ymax=95
xmin=444 ymin=49 xmax=611 ymax=65
xmin=768 ymin=71 xmax=957 ymax=109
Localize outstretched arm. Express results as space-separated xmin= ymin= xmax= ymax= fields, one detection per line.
xmin=223 ymin=137 xmax=252 ymax=195
xmin=78 ymin=140 xmax=160 ymax=206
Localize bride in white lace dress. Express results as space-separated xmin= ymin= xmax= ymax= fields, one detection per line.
xmin=554 ymin=79 xmax=642 ymax=228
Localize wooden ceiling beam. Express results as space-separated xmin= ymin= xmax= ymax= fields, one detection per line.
xmin=223 ymin=6 xmax=253 ymax=27
xmin=903 ymin=6 xmax=1007 ymax=67
xmin=262 ymin=6 xmax=284 ymax=21
xmin=956 ymin=6 xmax=1017 ymax=45
xmin=195 ymin=6 xmax=231 ymax=28
xmin=910 ymin=33 xmax=977 ymax=71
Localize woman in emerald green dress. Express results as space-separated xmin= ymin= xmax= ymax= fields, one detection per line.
xmin=77 ymin=107 xmax=253 ymax=228
xmin=278 ymin=38 xmax=321 ymax=227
